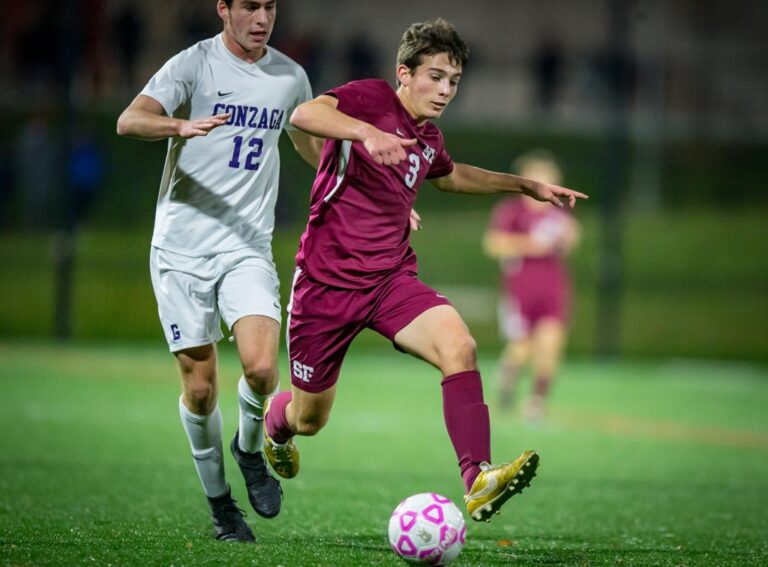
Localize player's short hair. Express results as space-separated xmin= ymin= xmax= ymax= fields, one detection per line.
xmin=511 ymin=149 xmax=561 ymax=174
xmin=396 ymin=18 xmax=469 ymax=75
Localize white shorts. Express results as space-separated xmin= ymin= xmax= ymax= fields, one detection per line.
xmin=150 ymin=246 xmax=281 ymax=352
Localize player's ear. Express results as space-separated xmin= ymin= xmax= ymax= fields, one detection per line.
xmin=396 ymin=65 xmax=412 ymax=87
xmin=216 ymin=0 xmax=230 ymax=23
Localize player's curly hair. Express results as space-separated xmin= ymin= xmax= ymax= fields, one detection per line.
xmin=396 ymin=18 xmax=469 ymax=75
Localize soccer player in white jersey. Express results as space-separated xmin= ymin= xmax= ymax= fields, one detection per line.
xmin=116 ymin=0 xmax=323 ymax=543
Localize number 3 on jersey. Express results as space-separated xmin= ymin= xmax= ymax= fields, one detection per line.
xmin=404 ymin=153 xmax=421 ymax=188
xmin=229 ymin=135 xmax=263 ymax=171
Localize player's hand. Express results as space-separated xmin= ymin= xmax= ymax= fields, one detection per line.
xmin=525 ymin=182 xmax=588 ymax=209
xmin=363 ymin=129 xmax=418 ymax=166
xmin=409 ymin=208 xmax=422 ymax=231
xmin=178 ymin=113 xmax=230 ymax=138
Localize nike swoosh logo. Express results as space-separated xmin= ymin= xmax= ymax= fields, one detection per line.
xmin=218 ymin=90 xmax=234 ymax=97
xmin=396 ymin=128 xmax=405 ymax=136
xmin=465 ymin=473 xmax=499 ymax=502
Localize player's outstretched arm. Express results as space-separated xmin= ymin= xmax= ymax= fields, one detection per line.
xmin=116 ymin=94 xmax=230 ymax=141
xmin=431 ymin=163 xmax=588 ymax=208
xmin=290 ymin=95 xmax=416 ymax=166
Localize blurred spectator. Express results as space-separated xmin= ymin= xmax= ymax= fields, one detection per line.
xmin=343 ymin=33 xmax=379 ymax=80
xmin=65 ymin=126 xmax=105 ymax=230
xmin=112 ymin=1 xmax=144 ymax=94
xmin=13 ymin=9 xmax=57 ymax=96
xmin=78 ymin=0 xmax=107 ymax=99
xmin=532 ymin=37 xmax=564 ymax=112
xmin=180 ymin=2 xmax=219 ymax=46
xmin=14 ymin=109 xmax=58 ymax=230
xmin=274 ymin=28 xmax=325 ymax=87
xmin=483 ymin=151 xmax=580 ymax=422
xmin=588 ymin=45 xmax=635 ymax=109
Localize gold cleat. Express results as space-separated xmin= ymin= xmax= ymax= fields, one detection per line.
xmin=464 ymin=450 xmax=539 ymax=522
xmin=262 ymin=396 xmax=300 ymax=479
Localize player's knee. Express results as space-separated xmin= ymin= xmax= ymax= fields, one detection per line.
xmin=437 ymin=333 xmax=477 ymax=370
xmin=242 ymin=360 xmax=278 ymax=394
xmin=184 ymin=382 xmax=216 ymax=414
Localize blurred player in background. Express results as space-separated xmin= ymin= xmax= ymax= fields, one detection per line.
xmin=116 ymin=0 xmax=323 ymax=543
xmin=484 ymin=151 xmax=581 ymax=421
xmin=261 ymin=19 xmax=587 ymax=523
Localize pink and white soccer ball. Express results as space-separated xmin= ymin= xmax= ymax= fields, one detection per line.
xmin=388 ymin=493 xmax=466 ymax=565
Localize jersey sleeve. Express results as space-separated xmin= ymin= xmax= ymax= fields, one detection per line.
xmin=284 ymin=66 xmax=313 ymax=132
xmin=140 ymin=47 xmax=201 ymax=117
xmin=325 ymin=80 xmax=387 ymax=123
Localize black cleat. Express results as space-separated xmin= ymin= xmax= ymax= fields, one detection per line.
xmin=230 ymin=430 xmax=283 ymax=519
xmin=207 ymin=488 xmax=256 ymax=542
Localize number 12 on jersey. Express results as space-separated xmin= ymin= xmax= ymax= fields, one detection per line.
xmin=229 ymin=135 xmax=263 ymax=171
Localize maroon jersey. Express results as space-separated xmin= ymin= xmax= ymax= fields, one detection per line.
xmin=489 ymin=197 xmax=572 ymax=328
xmin=295 ymin=79 xmax=454 ymax=289
xmin=489 ymin=197 xmax=572 ymax=278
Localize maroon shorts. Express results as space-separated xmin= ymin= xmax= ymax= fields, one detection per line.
xmin=287 ymin=267 xmax=451 ymax=393
xmin=501 ymin=262 xmax=570 ymax=340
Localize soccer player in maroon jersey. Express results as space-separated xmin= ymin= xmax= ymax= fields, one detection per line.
xmin=262 ymin=18 xmax=588 ymax=522
xmin=484 ymin=151 xmax=581 ymax=421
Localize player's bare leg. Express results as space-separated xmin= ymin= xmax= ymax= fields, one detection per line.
xmin=395 ymin=304 xmax=539 ymax=522
xmin=263 ymin=384 xmax=336 ymax=478
xmin=230 ymin=315 xmax=282 ymax=518
xmin=177 ymin=345 xmax=254 ymax=541
xmin=177 ymin=344 xmax=220 ymax=416
xmin=524 ymin=318 xmax=565 ymax=422
xmin=497 ymin=339 xmax=529 ymax=410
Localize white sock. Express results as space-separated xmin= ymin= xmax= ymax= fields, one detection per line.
xmin=238 ymin=377 xmax=278 ymax=453
xmin=179 ymin=396 xmax=228 ymax=498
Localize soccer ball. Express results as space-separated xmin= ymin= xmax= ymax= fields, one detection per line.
xmin=388 ymin=493 xmax=466 ymax=565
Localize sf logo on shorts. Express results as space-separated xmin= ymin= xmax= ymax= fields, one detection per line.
xmin=292 ymin=360 xmax=314 ymax=382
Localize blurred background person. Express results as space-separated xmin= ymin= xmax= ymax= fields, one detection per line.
xmin=111 ymin=0 xmax=145 ymax=96
xmin=14 ymin=107 xmax=58 ymax=231
xmin=65 ymin=125 xmax=105 ymax=231
xmin=483 ymin=150 xmax=580 ymax=421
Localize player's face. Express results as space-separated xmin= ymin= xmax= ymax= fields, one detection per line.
xmin=218 ymin=0 xmax=276 ymax=62
xmin=396 ymin=53 xmax=462 ymax=124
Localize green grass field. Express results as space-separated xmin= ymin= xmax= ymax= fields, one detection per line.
xmin=1 ymin=342 xmax=767 ymax=566
xmin=2 ymin=208 xmax=768 ymax=362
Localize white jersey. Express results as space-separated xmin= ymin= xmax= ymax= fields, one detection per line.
xmin=141 ymin=34 xmax=312 ymax=256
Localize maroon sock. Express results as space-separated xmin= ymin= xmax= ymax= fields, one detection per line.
xmin=265 ymin=391 xmax=295 ymax=444
xmin=441 ymin=370 xmax=491 ymax=492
